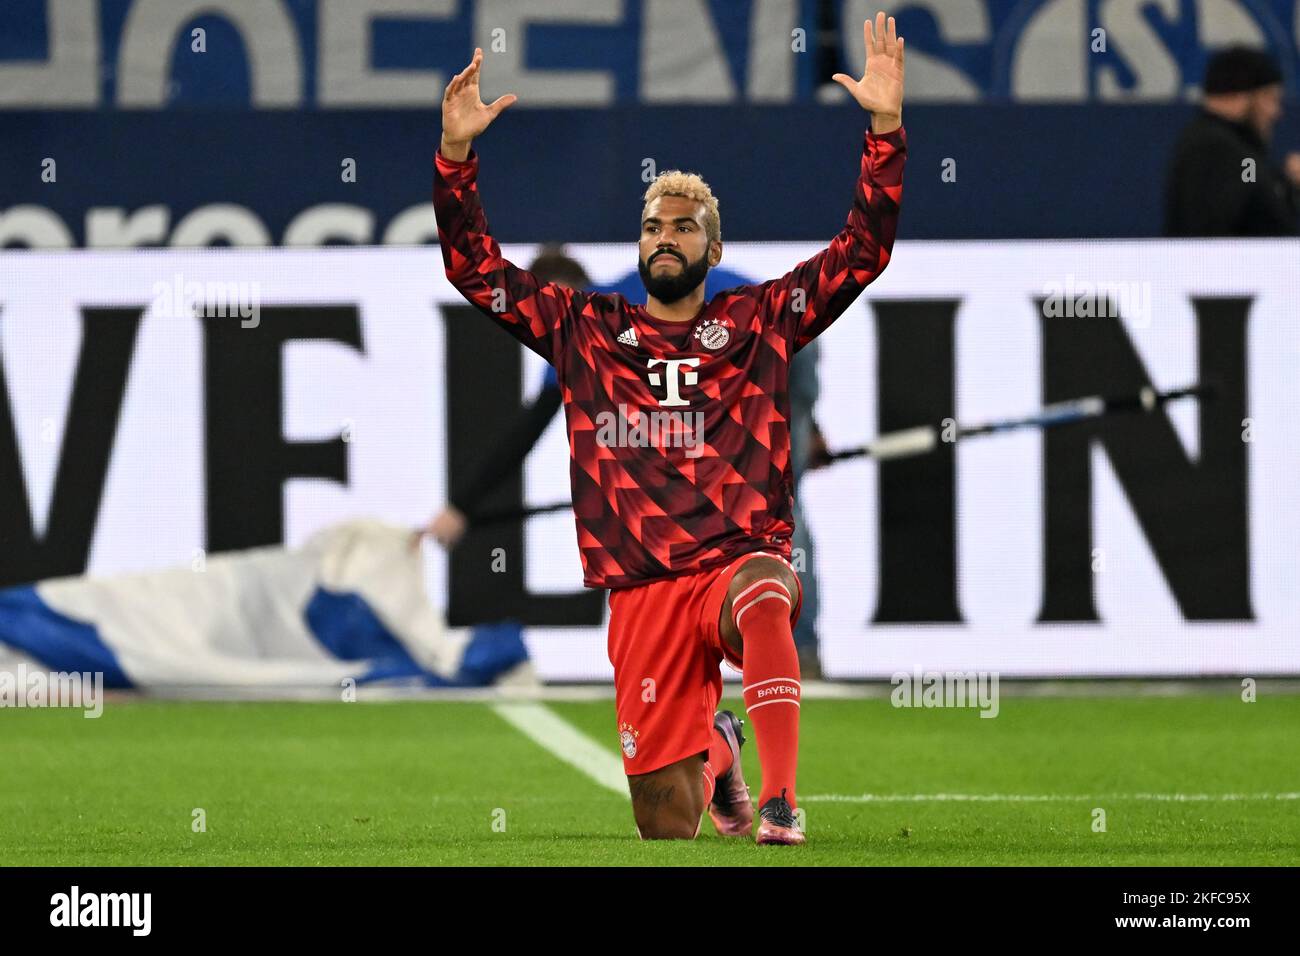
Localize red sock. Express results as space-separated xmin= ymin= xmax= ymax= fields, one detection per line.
xmin=700 ymin=722 xmax=735 ymax=805
xmin=734 ymin=577 xmax=800 ymax=809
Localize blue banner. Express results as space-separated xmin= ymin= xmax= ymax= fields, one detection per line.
xmin=2 ymin=103 xmax=1298 ymax=244
xmin=1 ymin=0 xmax=1298 ymax=108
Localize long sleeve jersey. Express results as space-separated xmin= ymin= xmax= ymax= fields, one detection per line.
xmin=433 ymin=127 xmax=906 ymax=588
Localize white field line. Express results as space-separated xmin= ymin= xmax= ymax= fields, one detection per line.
xmin=487 ymin=703 xmax=1300 ymax=808
xmin=353 ymin=678 xmax=1300 ymax=703
xmin=116 ymin=678 xmax=1300 ymax=703
xmin=491 ymin=701 xmax=627 ymax=796
xmin=803 ymin=792 xmax=1300 ymax=803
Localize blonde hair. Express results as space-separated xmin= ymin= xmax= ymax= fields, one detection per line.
xmin=643 ymin=171 xmax=721 ymax=243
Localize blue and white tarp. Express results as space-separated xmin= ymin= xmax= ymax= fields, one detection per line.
xmin=0 ymin=520 xmax=531 ymax=694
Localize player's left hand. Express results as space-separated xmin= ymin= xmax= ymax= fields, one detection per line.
xmin=833 ymin=11 xmax=904 ymax=133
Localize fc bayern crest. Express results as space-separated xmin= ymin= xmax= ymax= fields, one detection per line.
xmin=618 ymin=722 xmax=639 ymax=758
xmin=693 ymin=317 xmax=731 ymax=351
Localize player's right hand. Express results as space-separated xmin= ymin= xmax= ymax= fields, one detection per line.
xmin=441 ymin=47 xmax=516 ymax=152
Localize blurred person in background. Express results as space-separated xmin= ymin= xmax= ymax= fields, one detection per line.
xmin=427 ymin=245 xmax=585 ymax=548
xmin=1165 ymin=46 xmax=1300 ymax=237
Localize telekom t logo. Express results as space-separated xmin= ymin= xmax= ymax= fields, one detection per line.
xmin=646 ymin=358 xmax=700 ymax=407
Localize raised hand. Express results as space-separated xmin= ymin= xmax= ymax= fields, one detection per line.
xmin=440 ymin=47 xmax=517 ymax=159
xmin=832 ymin=11 xmax=905 ymax=133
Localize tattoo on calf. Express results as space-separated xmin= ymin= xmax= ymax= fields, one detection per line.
xmin=630 ymin=778 xmax=678 ymax=809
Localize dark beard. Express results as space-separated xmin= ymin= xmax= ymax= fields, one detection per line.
xmin=638 ymin=249 xmax=710 ymax=304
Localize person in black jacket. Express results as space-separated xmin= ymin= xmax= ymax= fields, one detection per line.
xmin=426 ymin=245 xmax=583 ymax=548
xmin=1164 ymin=46 xmax=1300 ymax=237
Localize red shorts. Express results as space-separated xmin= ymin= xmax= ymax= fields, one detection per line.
xmin=607 ymin=550 xmax=803 ymax=775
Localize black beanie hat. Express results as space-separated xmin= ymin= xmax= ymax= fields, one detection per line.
xmin=1204 ymin=46 xmax=1283 ymax=94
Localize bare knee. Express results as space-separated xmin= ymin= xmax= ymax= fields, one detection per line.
xmin=629 ymin=756 xmax=705 ymax=840
xmin=638 ymin=818 xmax=700 ymax=840
xmin=719 ymin=556 xmax=799 ymax=652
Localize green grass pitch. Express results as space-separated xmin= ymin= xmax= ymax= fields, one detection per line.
xmin=2 ymin=691 xmax=1297 ymax=866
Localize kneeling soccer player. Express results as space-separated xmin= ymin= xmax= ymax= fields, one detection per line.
xmin=433 ymin=12 xmax=907 ymax=844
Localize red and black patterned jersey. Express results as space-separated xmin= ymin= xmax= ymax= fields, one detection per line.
xmin=434 ymin=127 xmax=906 ymax=589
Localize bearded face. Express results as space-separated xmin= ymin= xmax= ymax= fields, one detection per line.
xmin=638 ymin=195 xmax=717 ymax=305
xmin=638 ymin=245 xmax=712 ymax=304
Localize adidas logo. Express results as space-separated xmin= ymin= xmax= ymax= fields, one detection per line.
xmin=616 ymin=327 xmax=639 ymax=348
